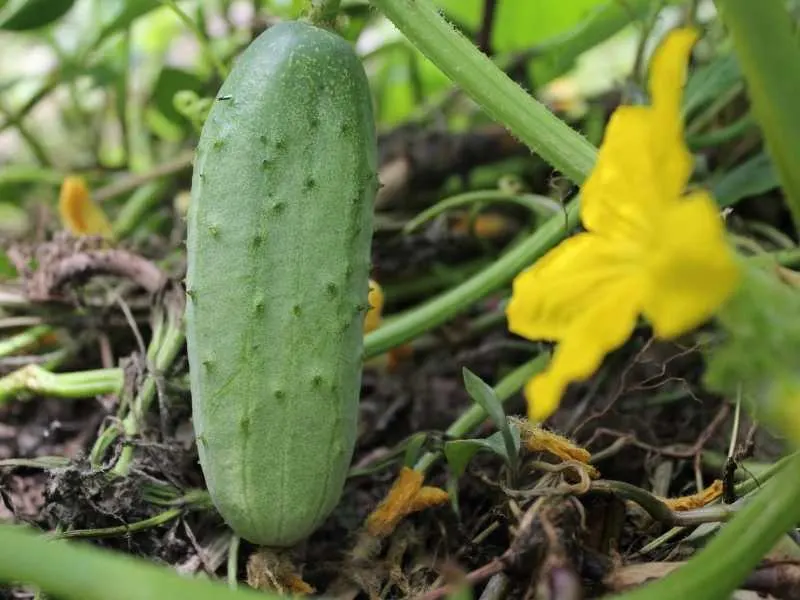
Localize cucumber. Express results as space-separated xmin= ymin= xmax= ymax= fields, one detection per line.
xmin=185 ymin=20 xmax=378 ymax=547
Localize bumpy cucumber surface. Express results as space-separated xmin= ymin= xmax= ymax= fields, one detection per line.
xmin=185 ymin=21 xmax=377 ymax=547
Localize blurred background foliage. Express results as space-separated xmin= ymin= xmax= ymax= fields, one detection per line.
xmin=0 ymin=0 xmax=785 ymax=270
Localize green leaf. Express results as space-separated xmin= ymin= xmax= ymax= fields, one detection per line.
xmin=402 ymin=432 xmax=429 ymax=467
xmin=704 ymin=261 xmax=800 ymax=445
xmin=0 ymin=0 xmax=75 ymax=30
xmin=444 ymin=423 xmax=520 ymax=478
xmin=683 ymin=53 xmax=741 ymax=119
xmin=435 ymin=0 xmax=605 ymax=52
xmin=711 ymin=152 xmax=779 ymax=208
xmin=462 ymin=368 xmax=522 ymax=479
xmin=462 ymin=367 xmax=507 ymax=430
xmin=715 ymin=0 xmax=800 ymax=230
xmin=151 ymin=67 xmax=206 ymax=126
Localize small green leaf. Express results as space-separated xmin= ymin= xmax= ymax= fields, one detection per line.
xmin=683 ymin=54 xmax=741 ymax=119
xmin=402 ymin=432 xmax=428 ymax=467
xmin=711 ymin=152 xmax=778 ymax=208
xmin=444 ymin=432 xmax=507 ymax=478
xmin=446 ymin=472 xmax=461 ymax=517
xmin=462 ymin=367 xmax=506 ymax=430
xmin=0 ymin=0 xmax=75 ymax=30
xmin=462 ymin=368 xmax=521 ymax=478
xmin=444 ymin=424 xmax=520 ymax=478
xmin=704 ymin=261 xmax=800 ymax=445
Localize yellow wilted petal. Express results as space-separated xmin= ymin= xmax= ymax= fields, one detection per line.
xmin=507 ymin=233 xmax=638 ymax=342
xmin=58 ymin=176 xmax=113 ymax=239
xmin=642 ymin=190 xmax=740 ymax=339
xmin=365 ymin=467 xmax=448 ymax=538
xmin=519 ymin=422 xmax=599 ymax=477
xmin=525 ymin=282 xmax=643 ymax=421
xmin=662 ymin=480 xmax=723 ymax=511
xmin=648 ymin=27 xmax=698 ymax=200
xmin=364 ymin=279 xmax=384 ymax=333
xmin=580 ymin=106 xmax=666 ymax=242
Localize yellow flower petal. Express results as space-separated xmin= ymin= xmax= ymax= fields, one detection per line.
xmin=580 ymin=106 xmax=666 ymax=242
xmin=642 ymin=190 xmax=740 ymax=339
xmin=581 ymin=28 xmax=698 ymax=243
xmin=525 ymin=281 xmax=643 ymax=421
xmin=648 ymin=27 xmax=698 ymax=201
xmin=507 ymin=233 xmax=639 ymax=342
xmin=58 ymin=176 xmax=113 ymax=239
xmin=508 ymin=26 xmax=738 ymax=424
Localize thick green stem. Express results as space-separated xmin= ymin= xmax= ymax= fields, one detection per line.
xmin=364 ymin=202 xmax=578 ymax=358
xmin=0 ymin=525 xmax=273 ymax=600
xmin=403 ymin=190 xmax=557 ymax=234
xmin=367 ymin=0 xmax=597 ymax=184
xmin=610 ymin=451 xmax=800 ymax=600
xmin=112 ymin=182 xmax=168 ymax=240
xmin=110 ymin=308 xmax=186 ymax=477
xmin=0 ymin=325 xmax=53 ymax=358
xmin=714 ymin=0 xmax=800 ymax=231
xmin=0 ymin=366 xmax=123 ymax=405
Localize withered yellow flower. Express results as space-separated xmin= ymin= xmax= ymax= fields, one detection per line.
xmin=365 ymin=467 xmax=448 ymax=538
xmin=506 ymin=28 xmax=740 ymax=422
xmin=364 ymin=279 xmax=384 ymax=334
xmin=58 ymin=175 xmax=113 ymax=239
xmin=661 ymin=479 xmax=723 ymax=511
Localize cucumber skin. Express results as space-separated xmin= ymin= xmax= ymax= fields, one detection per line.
xmin=185 ymin=21 xmax=377 ymax=547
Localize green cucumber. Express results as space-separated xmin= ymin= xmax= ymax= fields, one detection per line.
xmin=185 ymin=20 xmax=378 ymax=547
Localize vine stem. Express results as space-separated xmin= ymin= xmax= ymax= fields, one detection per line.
xmin=365 ymin=200 xmax=579 ymax=358
xmin=613 ymin=451 xmax=800 ymax=600
xmin=367 ymin=0 xmax=597 ymax=183
xmin=363 ymin=0 xmax=596 ymax=358
xmin=0 ymin=525 xmax=273 ymax=600
xmin=0 ymin=365 xmax=123 ymax=405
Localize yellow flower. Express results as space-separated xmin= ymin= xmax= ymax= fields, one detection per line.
xmin=58 ymin=175 xmax=113 ymax=239
xmin=506 ymin=28 xmax=740 ymax=422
